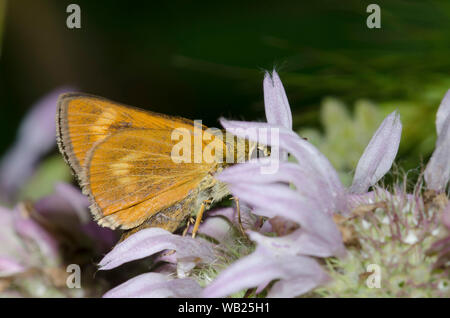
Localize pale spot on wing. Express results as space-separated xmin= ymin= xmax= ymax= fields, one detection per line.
xmin=91 ymin=108 xmax=118 ymax=134
xmin=110 ymin=162 xmax=133 ymax=176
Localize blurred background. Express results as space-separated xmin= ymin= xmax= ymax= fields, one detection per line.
xmin=1 ymin=0 xmax=450 ymax=195
xmin=0 ymin=0 xmax=449 ymax=297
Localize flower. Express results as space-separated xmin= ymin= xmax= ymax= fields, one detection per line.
xmin=319 ymin=186 xmax=449 ymax=297
xmin=35 ymin=182 xmax=117 ymax=253
xmin=0 ymin=183 xmax=116 ymax=297
xmin=427 ymin=202 xmax=450 ymax=271
xmin=98 ymin=227 xmax=216 ymax=277
xmin=263 ymin=70 xmax=292 ymax=130
xmin=95 ymin=71 xmax=450 ymax=298
xmin=425 ymin=89 xmax=450 ymax=192
xmin=423 ymin=91 xmax=450 ymax=276
xmin=0 ymin=204 xmax=60 ymax=278
xmin=202 ymin=70 xmax=402 ymax=297
xmin=349 ymin=111 xmax=402 ymax=194
xmin=0 ymin=87 xmax=75 ymax=202
xmin=103 ymin=272 xmax=203 ymax=298
xmin=98 ymin=227 xmax=221 ymax=297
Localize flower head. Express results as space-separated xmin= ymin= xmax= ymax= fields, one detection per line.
xmin=0 ymin=183 xmax=116 ymax=297
xmin=97 ymin=71 xmax=450 ymax=299
xmin=203 ymin=70 xmax=402 ymax=297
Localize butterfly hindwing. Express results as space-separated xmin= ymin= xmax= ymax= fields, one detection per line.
xmin=85 ymin=129 xmax=212 ymax=229
xmin=56 ymin=93 xmax=222 ymax=230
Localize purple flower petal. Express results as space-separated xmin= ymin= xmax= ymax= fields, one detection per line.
xmin=219 ymin=160 xmax=344 ymax=216
xmin=346 ymin=192 xmax=377 ymax=210
xmin=34 ymin=183 xmax=89 ymax=225
xmin=425 ymin=107 xmax=450 ymax=191
xmin=248 ymin=227 xmax=346 ymax=258
xmin=0 ymin=207 xmax=28 ymax=260
xmin=259 ymin=219 xmax=273 ymax=233
xmin=263 ymin=71 xmax=292 ymax=129
xmin=188 ymin=216 xmax=233 ymax=244
xmin=103 ymin=272 xmax=202 ymax=298
xmin=13 ymin=205 xmax=60 ymax=266
xmin=227 ymin=182 xmax=333 ymax=234
xmin=436 ymin=89 xmax=450 ymax=136
xmin=267 ymin=269 xmax=328 ymax=298
xmin=54 ymin=182 xmax=90 ymax=223
xmin=220 ymin=120 xmax=347 ymax=213
xmin=34 ymin=183 xmax=117 ymax=251
xmin=98 ymin=228 xmax=216 ymax=273
xmin=0 ymin=87 xmax=75 ymax=200
xmin=350 ymin=111 xmax=402 ymax=194
xmin=0 ymin=256 xmax=27 ymax=277
xmin=202 ymin=246 xmax=328 ymax=298
xmin=208 ymin=205 xmax=260 ymax=232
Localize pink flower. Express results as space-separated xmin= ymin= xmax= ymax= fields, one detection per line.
xmin=0 ymin=87 xmax=75 ymax=201
xmin=425 ymin=90 xmax=450 ymax=192
xmin=203 ymin=70 xmax=402 ymax=297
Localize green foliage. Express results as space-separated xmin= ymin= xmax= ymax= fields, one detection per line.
xmin=18 ymin=155 xmax=72 ymax=201
xmin=0 ymin=0 xmax=6 ymax=57
xmin=299 ymin=98 xmax=384 ymax=186
xmin=298 ymin=78 xmax=450 ymax=184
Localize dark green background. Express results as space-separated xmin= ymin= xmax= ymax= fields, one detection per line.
xmin=1 ymin=0 xmax=450 ymax=160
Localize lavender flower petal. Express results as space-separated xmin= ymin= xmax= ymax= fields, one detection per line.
xmin=248 ymin=226 xmax=346 ymax=258
xmin=259 ymin=219 xmax=273 ymax=233
xmin=188 ymin=216 xmax=233 ymax=244
xmin=350 ymin=111 xmax=402 ymax=194
xmin=34 ymin=183 xmax=116 ymax=251
xmin=220 ymin=119 xmax=347 ymax=213
xmin=436 ymin=89 xmax=450 ymax=136
xmin=54 ymin=182 xmax=90 ymax=223
xmin=13 ymin=206 xmax=60 ymax=266
xmin=208 ymin=205 xmax=260 ymax=232
xmin=425 ymin=104 xmax=450 ymax=191
xmin=0 ymin=87 xmax=75 ymax=199
xmin=0 ymin=207 xmax=28 ymax=260
xmin=227 ymin=182 xmax=331 ymax=233
xmin=98 ymin=228 xmax=215 ymax=272
xmin=202 ymin=247 xmax=328 ymax=298
xmin=34 ymin=183 xmax=89 ymax=225
xmin=219 ymin=160 xmax=344 ymax=216
xmin=263 ymin=71 xmax=292 ymax=129
xmin=0 ymin=256 xmax=27 ymax=277
xmin=103 ymin=272 xmax=202 ymax=298
xmin=267 ymin=269 xmax=328 ymax=298
xmin=346 ymin=192 xmax=377 ymax=210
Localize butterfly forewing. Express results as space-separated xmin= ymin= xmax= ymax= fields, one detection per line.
xmin=57 ymin=93 xmax=197 ymax=180
xmin=86 ymin=129 xmax=212 ymax=229
xmin=56 ymin=93 xmax=222 ymax=230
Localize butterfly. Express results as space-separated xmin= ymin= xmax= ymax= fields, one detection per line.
xmin=56 ymin=93 xmax=265 ymax=239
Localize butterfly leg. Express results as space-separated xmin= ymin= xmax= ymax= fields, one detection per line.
xmin=182 ymin=217 xmax=195 ymax=237
xmin=191 ymin=200 xmax=211 ymax=238
xmin=232 ymin=197 xmax=247 ymax=238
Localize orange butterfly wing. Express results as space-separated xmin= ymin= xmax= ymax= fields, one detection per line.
xmin=86 ymin=129 xmax=213 ymax=229
xmin=57 ymin=93 xmax=220 ymax=230
xmin=57 ymin=93 xmax=197 ymax=180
